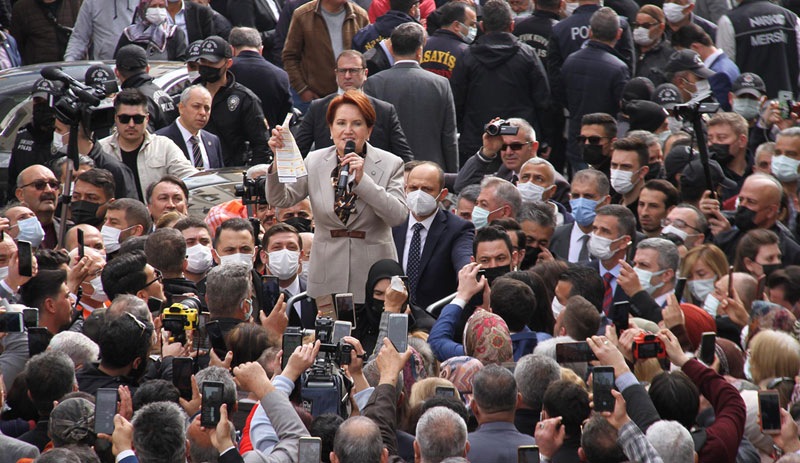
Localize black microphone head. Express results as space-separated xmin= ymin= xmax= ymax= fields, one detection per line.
xmin=344 ymin=140 xmax=356 ymax=153
xmin=40 ymin=66 xmax=66 ymax=81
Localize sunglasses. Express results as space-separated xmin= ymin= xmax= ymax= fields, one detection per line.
xmin=577 ymin=135 xmax=609 ymax=145
xmin=117 ymin=114 xmax=147 ymax=124
xmin=501 ymin=142 xmax=532 ymax=151
xmin=20 ymin=179 xmax=60 ymax=190
xmin=125 ymin=312 xmax=147 ymax=338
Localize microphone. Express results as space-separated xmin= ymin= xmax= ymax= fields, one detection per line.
xmin=40 ymin=66 xmax=101 ymax=105
xmin=336 ymin=140 xmax=356 ymax=197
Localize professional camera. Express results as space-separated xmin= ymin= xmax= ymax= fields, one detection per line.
xmin=632 ymin=333 xmax=666 ymax=360
xmin=161 ymin=297 xmax=201 ymax=344
xmin=315 ymin=317 xmax=357 ymax=366
xmin=673 ymin=96 xmax=720 ymax=121
xmin=234 ymin=172 xmax=268 ymax=206
xmin=484 ymin=119 xmax=519 ymax=136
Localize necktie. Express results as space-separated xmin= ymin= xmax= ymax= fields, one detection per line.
xmin=511 ymin=174 xmax=519 ymax=185
xmin=407 ymin=223 xmax=424 ymax=305
xmin=602 ymin=272 xmax=614 ymax=314
xmin=578 ymin=234 xmax=590 ymax=261
xmin=190 ymin=135 xmax=203 ymax=168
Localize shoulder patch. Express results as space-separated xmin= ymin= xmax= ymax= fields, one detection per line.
xmin=227 ymin=95 xmax=240 ymax=112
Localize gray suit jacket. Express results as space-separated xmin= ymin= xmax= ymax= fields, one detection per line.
xmin=242 ymin=390 xmax=308 ymax=463
xmin=0 ymin=432 xmax=39 ymax=463
xmin=363 ymin=61 xmax=459 ymax=173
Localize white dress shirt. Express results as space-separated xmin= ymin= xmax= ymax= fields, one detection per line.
xmin=402 ymin=213 xmax=437 ymax=272
xmin=176 ymin=118 xmax=210 ymax=169
xmin=568 ymin=222 xmax=592 ymax=263
xmin=281 ymin=276 xmax=302 ymax=320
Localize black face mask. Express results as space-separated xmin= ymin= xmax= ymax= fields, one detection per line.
xmin=734 ymin=205 xmax=757 ymax=232
xmin=283 ymin=216 xmax=312 ymax=233
xmin=70 ymin=200 xmax=103 ymax=226
xmin=762 ymin=263 xmax=781 ymax=278
xmin=645 ymin=162 xmax=663 ymax=181
xmin=520 ymin=246 xmax=540 ymax=270
xmin=32 ymin=103 xmax=55 ymax=132
xmin=580 ymin=143 xmax=606 ymax=166
xmin=370 ymin=299 xmax=385 ymax=313
xmin=484 ymin=265 xmax=511 ymax=285
xmin=709 ymin=143 xmax=734 ymax=166
xmin=198 ymin=64 xmax=224 ymax=83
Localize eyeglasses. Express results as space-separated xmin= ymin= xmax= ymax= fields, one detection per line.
xmin=661 ymin=218 xmax=702 ymax=233
xmin=335 ymin=67 xmax=365 ymax=75
xmin=500 ymin=141 xmax=533 ymax=151
xmin=634 ymin=22 xmax=659 ymax=29
xmin=117 ymin=114 xmax=147 ymax=124
xmin=125 ymin=312 xmax=147 ymax=338
xmin=577 ymin=135 xmax=609 ymax=145
xmin=140 ymin=269 xmax=163 ymax=291
xmin=19 ymin=179 xmax=60 ymax=190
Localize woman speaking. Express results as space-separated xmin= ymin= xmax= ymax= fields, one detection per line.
xmin=267 ymin=90 xmax=407 ymax=304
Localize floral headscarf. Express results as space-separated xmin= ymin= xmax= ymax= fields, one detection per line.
xmin=463 ymin=309 xmax=513 ymax=365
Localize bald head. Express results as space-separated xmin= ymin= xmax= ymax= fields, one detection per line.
xmin=738 ymin=173 xmax=782 ymax=229
xmin=65 ymin=224 xmax=106 ymax=257
xmin=718 ymin=272 xmax=758 ymax=311
xmin=333 ymin=416 xmax=387 ymax=463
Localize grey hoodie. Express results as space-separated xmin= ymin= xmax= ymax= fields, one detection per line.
xmin=64 ymin=0 xmax=135 ymax=60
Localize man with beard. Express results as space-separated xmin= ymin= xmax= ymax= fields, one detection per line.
xmin=70 ymin=169 xmax=115 ymax=228
xmin=707 ymin=112 xmax=751 ymax=200
xmin=7 ymin=79 xmax=61 ymax=201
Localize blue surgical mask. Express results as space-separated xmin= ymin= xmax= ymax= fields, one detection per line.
xmin=471 ymin=206 xmax=502 ymax=229
xmin=17 ymin=217 xmax=45 ymax=247
xmin=569 ymin=197 xmax=600 ymax=227
xmin=459 ymin=22 xmax=477 ymax=44
xmin=243 ymin=297 xmax=253 ymax=320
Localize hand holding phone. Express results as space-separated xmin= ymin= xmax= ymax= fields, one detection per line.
xmin=95 ymin=388 xmax=119 ymax=435
xmin=200 ymin=381 xmax=224 ymax=428
xmin=387 ymin=313 xmax=408 ymax=352
xmin=758 ymin=390 xmax=781 ymax=435
xmin=592 ymin=366 xmax=615 ymax=413
xmin=17 ymin=241 xmax=32 ymax=278
xmin=699 ymin=332 xmax=716 ymax=365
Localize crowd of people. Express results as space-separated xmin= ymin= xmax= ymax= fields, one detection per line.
xmin=0 ymin=0 xmax=798 ymax=461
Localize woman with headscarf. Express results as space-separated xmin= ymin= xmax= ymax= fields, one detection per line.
xmin=115 ymin=0 xmax=187 ymax=61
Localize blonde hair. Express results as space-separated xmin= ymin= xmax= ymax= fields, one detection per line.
xmin=408 ymin=377 xmax=460 ymax=410
xmin=680 ymin=244 xmax=728 ymax=280
xmin=748 ymin=329 xmax=800 ymax=385
xmin=560 ymin=367 xmax=587 ymax=390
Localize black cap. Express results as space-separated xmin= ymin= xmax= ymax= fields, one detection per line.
xmin=186 ymin=40 xmax=203 ymax=63
xmin=665 ymin=49 xmax=715 ymax=79
xmin=664 ymin=144 xmax=693 ymax=181
xmin=85 ymin=64 xmax=115 ymax=87
xmin=197 ymin=36 xmax=232 ymax=63
xmin=731 ymin=72 xmax=766 ymax=98
xmin=681 ymin=158 xmax=738 ymax=191
xmin=116 ymin=44 xmax=148 ymax=71
xmin=31 ymin=78 xmax=62 ymax=98
xmin=622 ymin=77 xmax=655 ymax=103
xmin=654 ymin=83 xmax=683 ymax=110
xmin=625 ymin=100 xmax=668 ymax=132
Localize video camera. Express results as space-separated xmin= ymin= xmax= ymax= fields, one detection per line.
xmin=234 ymin=172 xmax=268 ymax=206
xmin=484 ymin=119 xmax=519 ymax=136
xmin=315 ymin=317 xmax=362 ymax=366
xmin=300 ymin=317 xmax=357 ymax=418
xmin=161 ymin=297 xmax=201 ymax=344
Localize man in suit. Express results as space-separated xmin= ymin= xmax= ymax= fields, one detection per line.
xmin=617 ymin=237 xmax=680 ymax=323
xmin=260 ymin=221 xmax=316 ymax=329
xmin=156 ymin=84 xmax=223 ymax=169
xmin=393 ymin=162 xmax=474 ymax=309
xmin=292 ymin=50 xmax=414 ymax=162
xmin=166 ymin=0 xmax=216 ymax=44
xmin=229 ymin=26 xmax=292 ymax=128
xmin=549 ymin=169 xmax=611 ymax=262
xmin=364 ymin=22 xmax=459 ymax=173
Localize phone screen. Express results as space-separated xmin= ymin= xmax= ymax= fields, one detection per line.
xmin=674 ymin=277 xmax=687 ymax=299
xmin=700 ymin=332 xmax=716 ymax=365
xmin=298 ymin=437 xmax=322 ymax=463
xmin=610 ymin=302 xmax=630 ymax=334
xmin=22 ymin=308 xmax=38 ymax=329
xmin=387 ymin=313 xmax=408 ymax=352
xmin=201 ymin=381 xmax=224 ymax=427
xmin=0 ymin=312 xmax=23 ymax=332
xmin=27 ymin=327 xmax=51 ymax=357
xmin=592 ymin=366 xmax=615 ymax=413
xmin=172 ymin=357 xmax=193 ymax=401
xmin=282 ymin=331 xmax=303 ymax=369
xmin=759 ymin=390 xmax=781 ymax=434
xmin=332 ymin=321 xmax=352 ymax=343
xmin=335 ymin=293 xmax=354 ymax=313
xmin=555 ymin=342 xmax=598 ymax=363
xmin=517 ymin=445 xmax=540 ymax=463
xmin=435 ymin=386 xmax=455 ymax=398
xmin=17 ymin=240 xmax=32 ymax=277
xmin=95 ymin=388 xmax=118 ymax=435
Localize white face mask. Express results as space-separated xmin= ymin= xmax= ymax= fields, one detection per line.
xmin=459 ymin=22 xmax=477 ymax=44
xmin=517 ymin=182 xmax=551 ymax=203
xmin=564 ymin=2 xmax=579 ymax=16
xmin=733 ymin=98 xmax=761 ymax=121
xmin=188 ymin=70 xmax=200 ymax=82
xmin=406 ymin=189 xmax=440 ymax=218
xmin=688 ymin=278 xmax=715 ymax=302
xmin=89 ymin=275 xmax=107 ymax=302
xmin=610 ymin=169 xmax=638 ymax=195
xmin=702 ymin=293 xmax=720 ymax=317
xmin=145 ymin=7 xmax=169 ymax=25
xmin=16 ymin=216 xmax=45 ymax=248
xmin=0 ymin=266 xmax=8 ymax=281
xmin=692 ymin=79 xmax=711 ymax=99
xmin=267 ymin=249 xmax=300 ymax=280
xmin=633 ymin=27 xmax=654 ymax=46
xmin=551 ymin=295 xmax=566 ymax=318
xmin=667 ymin=116 xmax=682 ymax=133
xmin=220 ymin=252 xmax=254 ymax=269
xmin=588 ymin=233 xmax=624 ymax=261
xmin=771 ymin=155 xmax=800 ymax=182
xmin=52 ymin=132 xmax=65 ymax=153
xmin=101 ymin=225 xmax=129 ymax=254
xmin=634 ymin=267 xmax=666 ymax=295
xmin=660 ymin=224 xmax=688 ymax=241
xmin=663 ymin=2 xmax=688 ymax=24
xmin=185 ymin=244 xmax=213 ymax=274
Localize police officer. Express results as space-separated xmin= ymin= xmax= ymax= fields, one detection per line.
xmin=513 ymin=0 xmax=561 ymax=68
xmin=716 ymin=0 xmax=799 ymax=99
xmin=195 ymin=35 xmax=271 ymax=166
xmin=6 ymin=79 xmax=62 ymax=201
xmin=421 ymin=1 xmax=476 ymax=80
xmin=115 ymin=45 xmax=179 ymax=132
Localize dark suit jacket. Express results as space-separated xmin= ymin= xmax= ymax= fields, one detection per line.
xmin=156 ymin=121 xmax=224 ymax=168
xmin=184 ymin=1 xmax=216 ymax=43
xmin=550 ymin=222 xmax=577 ymax=261
xmin=292 ymin=92 xmax=414 ymax=162
xmin=230 ymin=49 xmax=292 ymax=127
xmin=392 ymin=209 xmax=474 ymax=309
xmin=286 ymin=278 xmax=318 ymax=330
xmin=579 ymin=258 xmax=631 ymax=307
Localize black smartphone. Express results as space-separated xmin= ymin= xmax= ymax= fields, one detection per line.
xmin=94 ymin=388 xmax=118 ymax=435
xmin=555 ymin=341 xmax=598 ymax=363
xmin=435 ymin=386 xmax=456 ymax=397
xmin=298 ymin=436 xmax=322 ymax=463
xmin=674 ymin=277 xmax=687 ymax=300
xmin=593 ymin=366 xmax=616 ymax=413
xmin=699 ymin=332 xmax=716 ymax=365
xmin=22 ymin=308 xmax=38 ymax=329
xmin=0 ymin=312 xmax=23 ymax=332
xmin=758 ymin=390 xmax=781 ymax=435
xmin=476 ymin=269 xmax=486 ymax=281
xmin=17 ymin=240 xmax=32 ymax=277
xmin=332 ymin=320 xmax=352 ymax=343
xmin=282 ymin=329 xmax=303 ymax=369
xmin=517 ymin=445 xmax=540 ymax=463
xmin=261 ymin=275 xmax=280 ymax=315
xmin=387 ymin=313 xmax=409 ymax=352
xmin=27 ymin=327 xmax=50 ymax=357
xmin=610 ymin=301 xmax=630 ymax=335
xmin=77 ymin=229 xmax=85 ymax=260
xmin=200 ymin=381 xmax=224 ymax=428
xmin=728 ymin=265 xmax=734 ymax=298
xmin=205 ymin=320 xmax=228 ymax=358
xmin=172 ymin=357 xmax=193 ymax=401
xmin=147 ymin=297 xmax=163 ymax=315
xmin=335 ymin=293 xmax=354 ymax=313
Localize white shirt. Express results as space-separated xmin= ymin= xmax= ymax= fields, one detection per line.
xmin=176 ymin=118 xmax=210 ymax=169
xmin=167 ymin=1 xmax=188 ymax=47
xmin=402 ymin=213 xmax=437 ymax=271
xmin=567 ymin=222 xmax=591 ymax=263
xmin=703 ymin=48 xmax=724 ymax=69
xmin=282 ymin=276 xmax=302 ymax=319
